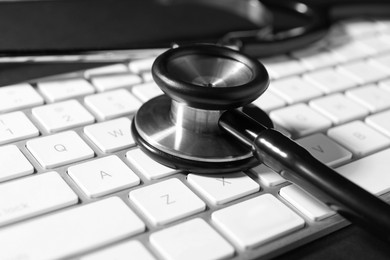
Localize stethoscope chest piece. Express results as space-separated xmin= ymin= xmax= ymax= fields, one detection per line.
xmin=132 ymin=44 xmax=270 ymax=173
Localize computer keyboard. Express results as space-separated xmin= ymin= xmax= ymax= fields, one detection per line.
xmin=1 ymin=19 xmax=390 ymax=260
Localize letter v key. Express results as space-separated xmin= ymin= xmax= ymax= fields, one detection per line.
xmin=297 ymin=133 xmax=352 ymax=167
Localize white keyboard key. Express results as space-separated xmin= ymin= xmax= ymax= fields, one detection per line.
xmin=141 ymin=71 xmax=154 ymax=82
xmin=337 ymin=60 xmax=388 ymax=85
xmin=337 ymin=149 xmax=390 ymax=195
xmin=0 ymin=84 xmax=44 ymax=113
xmin=0 ymin=171 xmax=77 ymax=226
xmin=309 ymin=94 xmax=369 ymax=124
xmin=129 ymin=178 xmax=205 ymax=225
xmin=328 ymin=38 xmax=374 ymax=61
xmin=150 ymin=218 xmax=234 ymax=260
xmin=132 ymin=82 xmax=164 ymax=102
xmin=0 ymin=145 xmax=34 ymax=182
xmin=68 ymin=155 xmax=140 ymax=198
xmin=26 ymin=131 xmax=94 ymax=169
xmin=38 ymin=78 xmax=95 ymax=102
xmin=126 ymin=148 xmax=176 ymax=180
xmin=292 ymin=47 xmax=340 ymax=70
xmin=251 ymin=90 xmax=286 ymax=112
xmin=84 ymin=117 xmax=134 ymax=153
xmin=360 ymin=34 xmax=390 ymax=54
xmin=128 ymin=57 xmax=156 ymax=73
xmin=303 ymin=68 xmax=357 ymax=93
xmin=84 ymin=64 xmax=128 ymax=78
xmin=85 ymin=89 xmax=142 ymax=120
xmin=187 ymin=172 xmax=260 ymax=205
xmin=91 ymin=73 xmax=142 ymax=92
xmin=328 ymin=121 xmax=390 ymax=157
xmin=346 ymin=85 xmax=390 ymax=113
xmin=0 ymin=197 xmax=145 ymax=260
xmin=250 ymin=164 xmax=287 ymax=187
xmin=296 ymin=133 xmax=352 ymax=167
xmin=0 ymin=111 xmax=39 ymax=145
xmin=366 ymin=110 xmax=390 ymax=137
xmin=270 ymin=104 xmax=332 ymax=138
xmin=81 ymin=241 xmax=156 ymax=260
xmin=32 ymin=99 xmax=95 ymax=133
xmin=212 ymin=194 xmax=305 ymax=249
xmin=260 ymin=55 xmax=307 ymax=79
xmin=340 ymin=19 xmax=380 ymax=37
xmin=370 ymin=53 xmax=390 ymax=72
xmin=379 ymin=78 xmax=390 ymax=92
xmin=270 ymin=76 xmax=323 ymax=104
xmin=280 ymin=185 xmax=336 ymax=221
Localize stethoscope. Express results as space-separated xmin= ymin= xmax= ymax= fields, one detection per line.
xmin=131 ymin=44 xmax=390 ymax=242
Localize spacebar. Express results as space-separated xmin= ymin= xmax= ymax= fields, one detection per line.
xmin=0 ymin=197 xmax=145 ymax=260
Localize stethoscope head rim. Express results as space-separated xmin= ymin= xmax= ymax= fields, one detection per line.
xmin=152 ymin=44 xmax=269 ymax=110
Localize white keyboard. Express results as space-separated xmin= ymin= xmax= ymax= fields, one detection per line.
xmin=1 ymin=19 xmax=390 ymax=260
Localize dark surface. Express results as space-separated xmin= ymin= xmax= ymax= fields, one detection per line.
xmin=276 ymin=226 xmax=390 ymax=260
xmin=1 ymin=0 xmax=390 ymax=259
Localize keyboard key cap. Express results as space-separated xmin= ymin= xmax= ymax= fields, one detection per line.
xmin=337 ymin=60 xmax=388 ymax=85
xmin=0 ymin=145 xmax=34 ymax=182
xmin=84 ymin=64 xmax=128 ymax=78
xmin=270 ymin=104 xmax=332 ymax=138
xmin=260 ymin=55 xmax=307 ymax=79
xmin=37 ymin=78 xmax=95 ymax=102
xmin=346 ymin=85 xmax=390 ymax=113
xmin=126 ymin=148 xmax=177 ymax=180
xmin=84 ymin=117 xmax=134 ymax=153
xmin=360 ymin=34 xmax=390 ymax=54
xmin=128 ymin=57 xmax=156 ymax=74
xmin=81 ymin=241 xmax=156 ymax=260
xmin=327 ymin=121 xmax=390 ymax=157
xmin=212 ymin=194 xmax=305 ymax=249
xmin=26 ymin=131 xmax=94 ymax=169
xmin=328 ymin=38 xmax=374 ymax=61
xmin=150 ymin=218 xmax=234 ymax=260
xmin=309 ymin=94 xmax=369 ymax=124
xmin=280 ymin=185 xmax=335 ymax=221
xmin=366 ymin=110 xmax=390 ymax=137
xmin=129 ymin=178 xmax=206 ymax=225
xmin=292 ymin=47 xmax=340 ymax=70
xmin=379 ymin=78 xmax=390 ymax=92
xmin=303 ymin=68 xmax=357 ymax=93
xmin=131 ymin=82 xmax=164 ymax=102
xmin=91 ymin=73 xmax=142 ymax=92
xmin=370 ymin=53 xmax=390 ymax=72
xmin=296 ymin=133 xmax=352 ymax=167
xmin=68 ymin=155 xmax=140 ymax=198
xmin=141 ymin=71 xmax=154 ymax=82
xmin=0 ymin=197 xmax=145 ymax=260
xmin=85 ymin=89 xmax=142 ymax=120
xmin=187 ymin=172 xmax=260 ymax=205
xmin=337 ymin=148 xmax=390 ymax=195
xmin=340 ymin=19 xmax=381 ymax=37
xmin=0 ymin=171 xmax=78 ymax=226
xmin=251 ymin=90 xmax=286 ymax=112
xmin=32 ymin=99 xmax=95 ymax=133
xmin=270 ymin=76 xmax=323 ymax=104
xmin=0 ymin=111 xmax=39 ymax=145
xmin=0 ymin=84 xmax=44 ymax=113
xmin=250 ymin=164 xmax=287 ymax=187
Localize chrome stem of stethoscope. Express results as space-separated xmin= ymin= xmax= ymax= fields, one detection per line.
xmin=132 ymin=44 xmax=390 ymax=242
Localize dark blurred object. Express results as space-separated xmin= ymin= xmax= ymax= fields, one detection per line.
xmin=0 ymin=0 xmax=268 ymax=54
